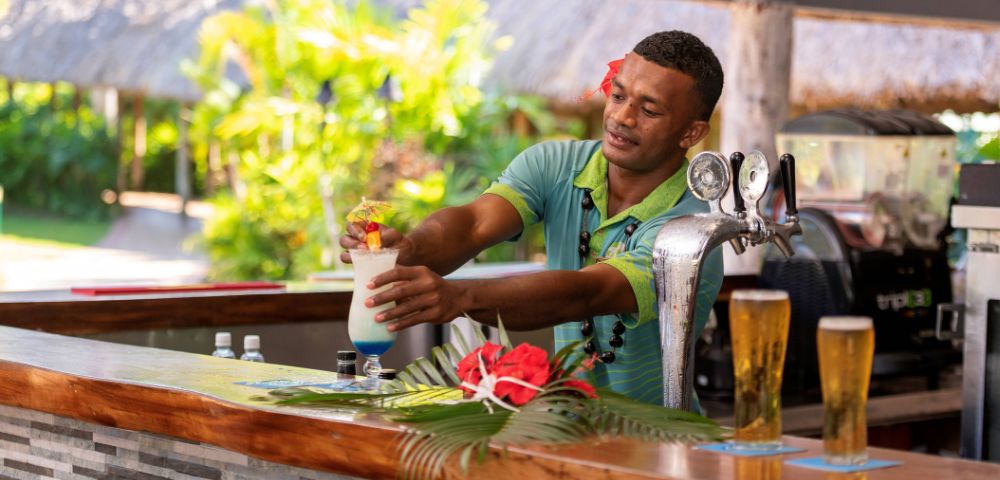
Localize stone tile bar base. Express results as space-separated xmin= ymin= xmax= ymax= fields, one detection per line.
xmin=0 ymin=404 xmax=357 ymax=480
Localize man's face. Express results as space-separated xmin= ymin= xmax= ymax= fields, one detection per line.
xmin=602 ymin=54 xmax=705 ymax=173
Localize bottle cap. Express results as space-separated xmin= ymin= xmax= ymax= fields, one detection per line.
xmin=336 ymin=350 xmax=357 ymax=361
xmin=377 ymin=369 xmax=397 ymax=380
xmin=244 ymin=335 xmax=260 ymax=350
xmin=215 ymin=332 xmax=232 ymax=347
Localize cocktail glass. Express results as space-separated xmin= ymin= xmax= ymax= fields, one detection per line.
xmin=348 ymin=248 xmax=399 ymax=390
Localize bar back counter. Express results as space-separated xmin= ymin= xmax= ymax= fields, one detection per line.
xmin=0 ymin=325 xmax=998 ymax=479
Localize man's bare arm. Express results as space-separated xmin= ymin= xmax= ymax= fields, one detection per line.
xmin=368 ymin=263 xmax=638 ymax=331
xmin=398 ymin=193 xmax=524 ymax=275
xmin=340 ymin=194 xmax=521 ymax=272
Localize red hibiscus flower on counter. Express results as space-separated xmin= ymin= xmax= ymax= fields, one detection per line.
xmin=456 ymin=342 xmax=503 ymax=395
xmin=492 ymin=343 xmax=551 ymax=405
xmin=561 ymin=379 xmax=598 ymax=399
xmin=455 ymin=340 xmax=598 ymax=409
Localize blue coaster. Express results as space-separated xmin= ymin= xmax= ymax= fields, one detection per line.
xmin=786 ymin=456 xmax=901 ymax=472
xmin=236 ymin=379 xmax=360 ymax=390
xmin=697 ymin=442 xmax=806 ymax=456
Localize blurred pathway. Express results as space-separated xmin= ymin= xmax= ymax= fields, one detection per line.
xmin=0 ymin=192 xmax=210 ymax=291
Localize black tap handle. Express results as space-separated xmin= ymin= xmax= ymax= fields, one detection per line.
xmin=729 ymin=152 xmax=746 ymax=214
xmin=779 ymin=153 xmax=798 ymax=217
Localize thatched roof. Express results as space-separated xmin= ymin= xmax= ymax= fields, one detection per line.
xmin=0 ymin=0 xmax=244 ymax=102
xmin=483 ymin=0 xmax=1000 ymax=114
xmin=0 ymin=0 xmax=997 ymax=113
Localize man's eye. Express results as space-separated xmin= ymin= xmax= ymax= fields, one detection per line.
xmin=611 ymin=94 xmax=625 ymax=101
xmin=642 ymin=108 xmax=661 ymax=116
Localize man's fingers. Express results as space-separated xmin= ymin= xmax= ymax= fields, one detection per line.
xmin=346 ymin=222 xmax=367 ymax=240
xmin=376 ymin=294 xmax=436 ymax=323
xmin=370 ymin=265 xmax=425 ymax=288
xmin=386 ymin=312 xmax=435 ymax=332
xmin=368 ymin=278 xmax=428 ymax=306
xmin=380 ymin=228 xmax=402 ymax=246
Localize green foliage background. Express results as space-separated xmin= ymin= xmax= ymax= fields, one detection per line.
xmin=187 ymin=0 xmax=574 ymax=280
xmin=0 ymin=83 xmax=118 ymax=220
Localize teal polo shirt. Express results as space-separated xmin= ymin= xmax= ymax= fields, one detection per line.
xmin=483 ymin=139 xmax=723 ymax=405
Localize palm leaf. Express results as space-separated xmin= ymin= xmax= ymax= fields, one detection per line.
xmin=496 ymin=314 xmax=512 ymax=348
xmin=275 ymin=386 xmax=460 ymax=413
xmin=450 ymin=322 xmax=473 ymax=356
xmin=398 ymin=393 xmax=591 ymax=480
xmin=588 ymin=389 xmax=726 ymax=442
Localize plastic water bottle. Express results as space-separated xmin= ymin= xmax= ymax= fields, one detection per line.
xmin=240 ymin=335 xmax=266 ymax=363
xmin=211 ymin=332 xmax=236 ymax=359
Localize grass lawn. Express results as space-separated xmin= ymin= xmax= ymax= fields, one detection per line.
xmin=1 ymin=208 xmax=112 ymax=247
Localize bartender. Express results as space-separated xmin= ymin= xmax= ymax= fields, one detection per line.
xmin=340 ymin=30 xmax=724 ymax=405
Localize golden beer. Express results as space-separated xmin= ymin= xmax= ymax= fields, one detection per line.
xmin=735 ymin=457 xmax=782 ymax=480
xmin=817 ymin=316 xmax=874 ymax=465
xmin=730 ymin=290 xmax=791 ymax=449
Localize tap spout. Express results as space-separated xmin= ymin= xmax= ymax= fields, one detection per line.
xmin=653 ymin=213 xmax=746 ymax=410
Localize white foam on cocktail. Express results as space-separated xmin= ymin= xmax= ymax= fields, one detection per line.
xmin=818 ymin=316 xmax=873 ymax=331
xmin=348 ymin=249 xmax=399 ymax=344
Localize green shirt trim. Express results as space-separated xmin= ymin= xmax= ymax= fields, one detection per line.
xmin=573 ymin=150 xmax=690 ymax=326
xmin=572 ymin=150 xmax=690 ymax=223
xmin=483 ymin=183 xmax=537 ymax=231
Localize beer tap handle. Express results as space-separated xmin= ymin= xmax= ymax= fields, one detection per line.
xmin=779 ymin=153 xmax=798 ymax=218
xmin=730 ymin=152 xmax=746 ymax=215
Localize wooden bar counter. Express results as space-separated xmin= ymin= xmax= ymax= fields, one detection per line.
xmin=0 ymin=326 xmax=998 ymax=479
xmin=0 ymin=285 xmax=353 ymax=335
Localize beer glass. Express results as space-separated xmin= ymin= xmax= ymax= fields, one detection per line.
xmin=730 ymin=289 xmax=791 ymax=449
xmin=817 ymin=316 xmax=874 ymax=465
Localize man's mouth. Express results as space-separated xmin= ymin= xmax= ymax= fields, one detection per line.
xmin=607 ymin=130 xmax=638 ymax=147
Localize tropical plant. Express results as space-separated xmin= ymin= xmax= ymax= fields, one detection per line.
xmin=0 ymin=83 xmax=117 ymax=220
xmin=185 ymin=0 xmax=540 ymax=280
xmin=269 ymin=321 xmax=725 ymax=479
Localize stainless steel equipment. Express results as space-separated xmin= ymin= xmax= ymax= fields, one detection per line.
xmin=950 ymin=163 xmax=1000 ymax=461
xmin=653 ymin=150 xmax=801 ymax=410
xmin=750 ymin=109 xmax=959 ymax=399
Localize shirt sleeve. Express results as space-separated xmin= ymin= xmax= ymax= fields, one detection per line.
xmin=600 ymin=221 xmax=724 ymax=335
xmin=481 ymin=141 xmax=570 ymax=240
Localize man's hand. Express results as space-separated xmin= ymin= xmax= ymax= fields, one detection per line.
xmin=365 ymin=265 xmax=468 ymax=331
xmin=339 ymin=222 xmax=407 ymax=264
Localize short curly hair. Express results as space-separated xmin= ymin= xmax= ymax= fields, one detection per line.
xmin=633 ymin=31 xmax=723 ymax=121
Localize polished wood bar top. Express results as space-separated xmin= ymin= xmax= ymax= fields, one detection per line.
xmin=0 ymin=284 xmax=352 ymax=334
xmin=0 ymin=325 xmax=997 ymax=479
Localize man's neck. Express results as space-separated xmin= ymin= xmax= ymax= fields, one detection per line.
xmin=607 ymin=156 xmax=685 ymax=217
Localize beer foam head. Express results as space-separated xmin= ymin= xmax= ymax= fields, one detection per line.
xmin=731 ymin=289 xmax=788 ymax=301
xmin=819 ymin=316 xmax=873 ymax=331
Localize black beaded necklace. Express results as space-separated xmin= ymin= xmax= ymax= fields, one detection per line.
xmin=579 ymin=188 xmax=640 ymax=364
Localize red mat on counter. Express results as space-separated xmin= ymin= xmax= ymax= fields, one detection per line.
xmin=71 ymin=281 xmax=284 ymax=296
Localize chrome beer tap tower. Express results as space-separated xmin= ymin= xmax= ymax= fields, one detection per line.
xmin=653 ymin=151 xmax=802 ymax=410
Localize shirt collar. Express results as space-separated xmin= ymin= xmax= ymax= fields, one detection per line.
xmin=573 ymin=146 xmax=689 ymax=223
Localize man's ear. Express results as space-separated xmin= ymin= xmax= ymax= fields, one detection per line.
xmin=679 ymin=120 xmax=710 ymax=150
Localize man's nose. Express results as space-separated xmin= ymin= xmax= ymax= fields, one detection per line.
xmin=610 ymin=102 xmax=637 ymax=129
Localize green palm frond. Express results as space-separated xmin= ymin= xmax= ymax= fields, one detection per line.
xmin=275 ymin=386 xmax=460 ymax=413
xmin=384 ymin=324 xmax=479 ymax=393
xmin=398 ymin=394 xmax=589 ymax=480
xmin=589 ymin=389 xmax=726 ymax=442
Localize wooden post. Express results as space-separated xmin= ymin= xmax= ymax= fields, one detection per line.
xmin=48 ymin=82 xmax=58 ymax=111
xmin=5 ymin=80 xmax=13 ymax=102
xmin=206 ymin=141 xmax=222 ymax=195
xmin=719 ymin=0 xmax=794 ymax=275
xmin=175 ymin=106 xmax=192 ymax=213
xmin=72 ymin=87 xmax=82 ymax=114
xmin=130 ymin=95 xmax=146 ymax=191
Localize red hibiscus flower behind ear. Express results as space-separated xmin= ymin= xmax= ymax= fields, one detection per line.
xmin=493 ymin=343 xmax=551 ymax=406
xmin=456 ymin=342 xmax=503 ymax=395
